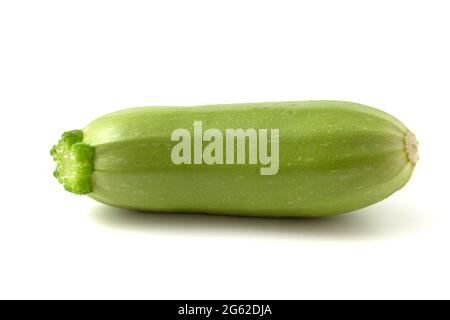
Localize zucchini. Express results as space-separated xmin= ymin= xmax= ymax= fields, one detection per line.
xmin=50 ymin=101 xmax=418 ymax=217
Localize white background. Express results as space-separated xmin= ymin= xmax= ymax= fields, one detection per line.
xmin=0 ymin=0 xmax=449 ymax=300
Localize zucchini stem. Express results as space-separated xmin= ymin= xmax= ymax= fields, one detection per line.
xmin=50 ymin=130 xmax=95 ymax=194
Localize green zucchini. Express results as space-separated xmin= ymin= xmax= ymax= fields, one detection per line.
xmin=50 ymin=101 xmax=418 ymax=217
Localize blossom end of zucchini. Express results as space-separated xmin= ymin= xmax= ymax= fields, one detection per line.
xmin=405 ymin=131 xmax=419 ymax=165
xmin=51 ymin=130 xmax=95 ymax=195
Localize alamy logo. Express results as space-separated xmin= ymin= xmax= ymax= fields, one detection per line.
xmin=171 ymin=121 xmax=279 ymax=175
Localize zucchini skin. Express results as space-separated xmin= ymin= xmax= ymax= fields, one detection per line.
xmin=52 ymin=101 xmax=418 ymax=217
